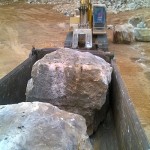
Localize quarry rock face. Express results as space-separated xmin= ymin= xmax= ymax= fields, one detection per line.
xmin=0 ymin=102 xmax=92 ymax=150
xmin=113 ymin=24 xmax=135 ymax=44
xmin=26 ymin=48 xmax=112 ymax=135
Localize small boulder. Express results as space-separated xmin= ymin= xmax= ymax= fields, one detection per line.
xmin=0 ymin=102 xmax=92 ymax=150
xmin=134 ymin=28 xmax=150 ymax=42
xmin=107 ymin=24 xmax=114 ymax=30
xmin=127 ymin=2 xmax=136 ymax=10
xmin=145 ymin=19 xmax=150 ymax=28
xmin=113 ymin=24 xmax=135 ymax=44
xmin=137 ymin=22 xmax=146 ymax=28
xmin=128 ymin=16 xmax=150 ymax=42
xmin=129 ymin=16 xmax=150 ymax=28
xmin=26 ymin=48 xmax=112 ymax=135
xmin=128 ymin=16 xmax=143 ymax=27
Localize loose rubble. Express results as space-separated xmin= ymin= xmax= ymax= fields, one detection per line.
xmin=0 ymin=0 xmax=150 ymax=15
xmin=26 ymin=48 xmax=112 ymax=135
xmin=26 ymin=0 xmax=150 ymax=16
xmin=0 ymin=102 xmax=92 ymax=150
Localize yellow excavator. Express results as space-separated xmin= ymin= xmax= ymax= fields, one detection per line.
xmin=64 ymin=0 xmax=108 ymax=51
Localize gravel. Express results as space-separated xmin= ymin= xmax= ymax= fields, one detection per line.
xmin=27 ymin=0 xmax=150 ymax=16
xmin=0 ymin=0 xmax=150 ymax=15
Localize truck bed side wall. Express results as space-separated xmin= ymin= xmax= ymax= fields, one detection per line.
xmin=111 ymin=60 xmax=150 ymax=149
xmin=0 ymin=55 xmax=37 ymax=104
xmin=0 ymin=49 xmax=149 ymax=148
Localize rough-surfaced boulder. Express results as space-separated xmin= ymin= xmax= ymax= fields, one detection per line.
xmin=129 ymin=16 xmax=150 ymax=28
xmin=0 ymin=102 xmax=92 ymax=150
xmin=128 ymin=16 xmax=143 ymax=27
xmin=113 ymin=24 xmax=135 ymax=44
xmin=134 ymin=28 xmax=150 ymax=42
xmin=145 ymin=19 xmax=150 ymax=28
xmin=128 ymin=16 xmax=150 ymax=42
xmin=26 ymin=48 xmax=112 ymax=135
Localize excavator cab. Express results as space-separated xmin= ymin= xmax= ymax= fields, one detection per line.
xmin=92 ymin=4 xmax=108 ymax=51
xmin=93 ymin=4 xmax=107 ymax=34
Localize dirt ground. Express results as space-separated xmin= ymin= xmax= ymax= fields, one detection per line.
xmin=0 ymin=3 xmax=150 ymax=142
xmin=107 ymin=9 xmax=150 ymax=141
xmin=0 ymin=3 xmax=68 ymax=77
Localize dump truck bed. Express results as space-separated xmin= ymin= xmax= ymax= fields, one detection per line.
xmin=0 ymin=48 xmax=149 ymax=149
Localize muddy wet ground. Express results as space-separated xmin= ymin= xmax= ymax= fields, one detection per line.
xmin=0 ymin=3 xmax=150 ymax=143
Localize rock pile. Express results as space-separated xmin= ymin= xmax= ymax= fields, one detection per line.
xmin=128 ymin=16 xmax=150 ymax=42
xmin=0 ymin=102 xmax=92 ymax=150
xmin=26 ymin=0 xmax=150 ymax=16
xmin=27 ymin=0 xmax=80 ymax=16
xmin=0 ymin=0 xmax=24 ymax=5
xmin=106 ymin=0 xmax=150 ymax=12
xmin=1 ymin=0 xmax=149 ymax=15
xmin=26 ymin=48 xmax=112 ymax=135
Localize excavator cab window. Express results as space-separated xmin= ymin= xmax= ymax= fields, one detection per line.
xmin=93 ymin=6 xmax=106 ymax=29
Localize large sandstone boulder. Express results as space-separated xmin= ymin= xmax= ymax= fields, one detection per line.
xmin=0 ymin=102 xmax=92 ymax=150
xmin=26 ymin=48 xmax=112 ymax=135
xmin=113 ymin=24 xmax=135 ymax=44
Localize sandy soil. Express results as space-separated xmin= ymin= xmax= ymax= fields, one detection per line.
xmin=107 ymin=8 xmax=150 ymax=141
xmin=0 ymin=3 xmax=68 ymax=78
xmin=0 ymin=3 xmax=149 ymax=142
